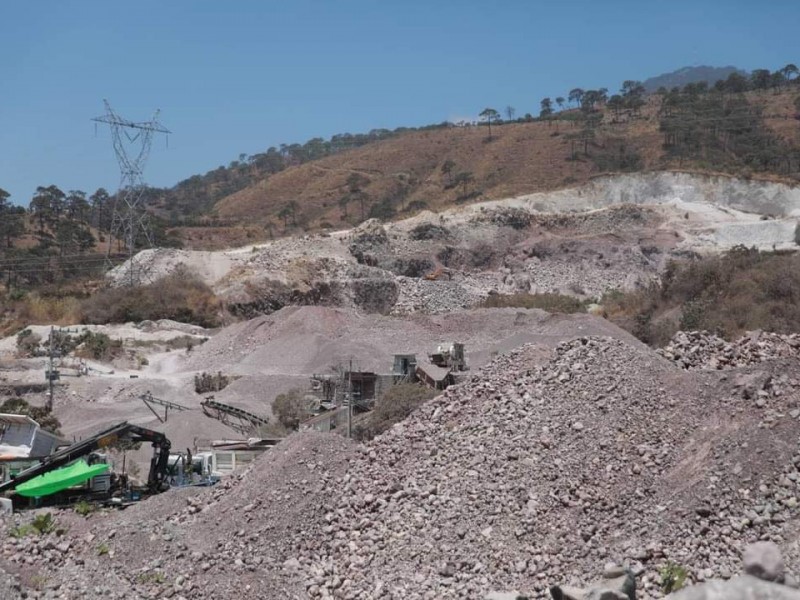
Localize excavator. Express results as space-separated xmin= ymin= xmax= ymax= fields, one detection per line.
xmin=0 ymin=421 xmax=172 ymax=509
xmin=423 ymin=265 xmax=453 ymax=281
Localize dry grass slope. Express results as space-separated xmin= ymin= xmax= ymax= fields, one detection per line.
xmin=199 ymin=90 xmax=800 ymax=247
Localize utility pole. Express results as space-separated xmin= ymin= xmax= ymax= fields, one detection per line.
xmin=47 ymin=327 xmax=54 ymax=412
xmin=347 ymin=358 xmax=353 ymax=439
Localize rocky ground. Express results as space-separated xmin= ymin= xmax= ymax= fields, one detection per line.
xmin=109 ymin=173 xmax=800 ymax=318
xmin=4 ymin=332 xmax=800 ymax=598
xmin=5 ymin=173 xmax=800 ymax=598
xmin=658 ymin=330 xmax=800 ymax=370
xmin=0 ymin=306 xmax=638 ymax=474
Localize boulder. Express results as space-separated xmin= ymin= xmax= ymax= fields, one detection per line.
xmin=551 ymin=568 xmax=635 ymax=600
xmin=744 ymin=541 xmax=785 ymax=583
xmin=667 ymin=575 xmax=800 ymax=600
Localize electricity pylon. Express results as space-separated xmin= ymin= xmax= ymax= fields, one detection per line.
xmin=92 ymin=100 xmax=170 ymax=285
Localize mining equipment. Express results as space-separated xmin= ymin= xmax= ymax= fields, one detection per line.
xmin=0 ymin=421 xmax=172 ymax=510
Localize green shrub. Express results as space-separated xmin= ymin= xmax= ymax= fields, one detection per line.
xmin=137 ymin=571 xmax=166 ymax=585
xmin=9 ymin=513 xmax=62 ymax=538
xmin=74 ymin=500 xmax=95 ymax=517
xmin=272 ymin=388 xmax=312 ymax=430
xmin=409 ymin=223 xmax=449 ymax=241
xmin=77 ymin=332 xmax=123 ymax=361
xmin=32 ymin=513 xmax=56 ymax=535
xmin=591 ymin=137 xmax=643 ymax=172
xmin=659 ymin=562 xmax=688 ymax=594
xmin=79 ymin=269 xmax=220 ymax=327
xmin=194 ymin=371 xmax=232 ymax=394
xmin=354 ymin=384 xmax=437 ymax=441
xmin=15 ymin=329 xmax=42 ymax=357
xmin=9 ymin=524 xmax=34 ymax=538
xmin=368 ymin=199 xmax=396 ymax=221
xmin=604 ymin=247 xmax=800 ymax=344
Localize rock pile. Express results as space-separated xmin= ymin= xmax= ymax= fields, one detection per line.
xmin=390 ymin=277 xmax=484 ymax=315
xmin=5 ymin=336 xmax=800 ymax=599
xmin=0 ymin=434 xmax=356 ymax=599
xmin=547 ymin=541 xmax=800 ymax=600
xmin=288 ymin=338 xmax=800 ymax=598
xmin=658 ymin=330 xmax=800 ymax=370
xmin=667 ymin=541 xmax=800 ymax=599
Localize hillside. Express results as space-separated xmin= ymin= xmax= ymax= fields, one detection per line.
xmin=162 ymin=86 xmax=800 ymax=249
xmin=641 ymin=65 xmax=746 ymax=92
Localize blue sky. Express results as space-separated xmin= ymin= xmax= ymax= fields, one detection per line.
xmin=1 ymin=0 xmax=797 ymax=204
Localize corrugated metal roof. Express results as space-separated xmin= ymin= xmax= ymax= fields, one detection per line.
xmin=0 ymin=414 xmax=38 ymax=427
xmin=301 ymin=407 xmax=349 ymax=427
xmin=416 ymin=363 xmax=451 ymax=382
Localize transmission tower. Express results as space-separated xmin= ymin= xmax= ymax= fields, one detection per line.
xmin=92 ymin=100 xmax=170 ymax=285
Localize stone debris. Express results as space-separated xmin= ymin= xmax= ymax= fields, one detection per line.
xmin=390 ymin=276 xmax=484 ymax=315
xmin=658 ymin=330 xmax=800 ymax=370
xmin=547 ymin=542 xmax=800 ymax=600
xmin=666 ymin=543 xmax=800 ymax=599
xmin=4 ymin=336 xmax=800 ymax=599
xmin=666 ymin=576 xmax=800 ymax=599
xmin=108 ymin=195 xmax=680 ymax=319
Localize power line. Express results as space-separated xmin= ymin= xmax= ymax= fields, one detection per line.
xmin=0 ymin=256 xmax=126 ymax=267
xmin=92 ymin=99 xmax=170 ymax=285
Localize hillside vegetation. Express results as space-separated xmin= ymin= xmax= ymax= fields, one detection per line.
xmin=141 ymin=65 xmax=800 ymax=248
xmin=2 ymin=64 xmax=800 ymax=334
xmin=604 ymin=246 xmax=800 ymax=346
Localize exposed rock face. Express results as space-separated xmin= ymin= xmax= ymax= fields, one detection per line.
xmin=110 ymin=172 xmax=800 ymax=319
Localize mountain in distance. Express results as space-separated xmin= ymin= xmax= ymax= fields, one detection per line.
xmin=642 ymin=65 xmax=746 ymax=92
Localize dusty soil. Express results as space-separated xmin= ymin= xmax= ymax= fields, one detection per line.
xmin=0 ymin=306 xmax=639 ymax=474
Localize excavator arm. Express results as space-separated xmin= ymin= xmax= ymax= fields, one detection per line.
xmin=0 ymin=421 xmax=172 ymax=496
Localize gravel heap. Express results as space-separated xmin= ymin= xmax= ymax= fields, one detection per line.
xmin=658 ymin=330 xmax=800 ymax=370
xmin=0 ymin=434 xmax=355 ymax=599
xmin=5 ymin=337 xmax=800 ymax=599
xmin=292 ymin=338 xmax=800 ymax=599
xmin=390 ymin=277 xmax=484 ymax=315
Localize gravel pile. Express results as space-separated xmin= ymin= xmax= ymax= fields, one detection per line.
xmin=658 ymin=330 xmax=800 ymax=370
xmin=289 ymin=338 xmax=800 ymax=599
xmin=0 ymin=434 xmax=355 ymax=599
xmin=390 ymin=277 xmax=484 ymax=315
xmin=524 ymin=253 xmax=656 ymax=298
xmin=7 ymin=336 xmax=800 ymax=599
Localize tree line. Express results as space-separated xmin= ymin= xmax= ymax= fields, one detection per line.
xmin=0 ymin=184 xmax=183 ymax=288
xmin=472 ymin=63 xmax=799 ymax=173
xmin=151 ymin=122 xmax=452 ymax=223
xmin=117 ymin=61 xmax=798 ymax=229
xmin=476 ymin=63 xmax=798 ymax=131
